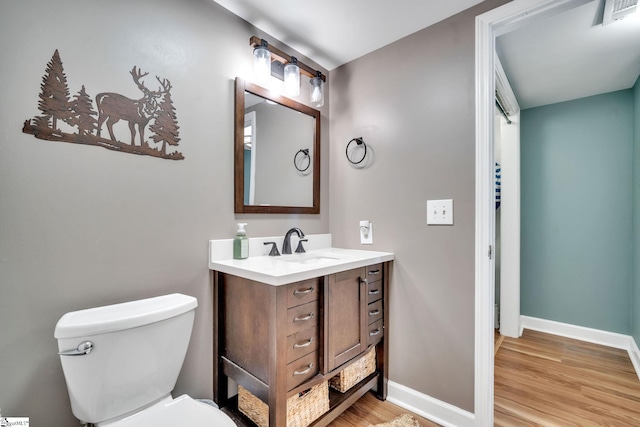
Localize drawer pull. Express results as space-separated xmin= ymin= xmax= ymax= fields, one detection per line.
xmin=368 ymin=289 xmax=380 ymax=295
xmin=368 ymin=309 xmax=380 ymax=316
xmin=369 ymin=328 xmax=382 ymax=337
xmin=293 ymin=312 xmax=315 ymax=322
xmin=293 ymin=338 xmax=314 ymax=348
xmin=293 ymin=363 xmax=314 ymax=375
xmin=293 ymin=287 xmax=315 ymax=296
xmin=368 ymin=269 xmax=380 ymax=275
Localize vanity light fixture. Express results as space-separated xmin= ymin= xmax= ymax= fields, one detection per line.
xmin=250 ymin=36 xmax=326 ymax=105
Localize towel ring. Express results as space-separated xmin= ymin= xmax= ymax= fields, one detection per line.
xmin=346 ymin=137 xmax=367 ymax=165
xmin=294 ymin=148 xmax=311 ymax=172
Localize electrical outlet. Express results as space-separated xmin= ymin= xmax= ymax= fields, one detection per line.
xmin=427 ymin=199 xmax=453 ymax=225
xmin=360 ymin=220 xmax=373 ymax=244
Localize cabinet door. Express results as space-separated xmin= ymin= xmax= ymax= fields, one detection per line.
xmin=326 ymin=267 xmax=367 ymax=372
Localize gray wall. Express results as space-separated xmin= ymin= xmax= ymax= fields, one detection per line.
xmin=0 ymin=1 xmax=329 ymax=425
xmin=520 ymin=90 xmax=634 ymax=334
xmin=329 ymin=0 xmax=508 ymax=412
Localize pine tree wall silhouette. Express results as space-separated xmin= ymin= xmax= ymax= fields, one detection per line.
xmin=150 ymin=91 xmax=180 ymax=155
xmin=38 ymin=49 xmax=73 ymax=130
xmin=71 ymin=85 xmax=97 ymax=136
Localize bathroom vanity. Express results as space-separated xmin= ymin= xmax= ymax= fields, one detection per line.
xmin=209 ymin=241 xmax=393 ymax=427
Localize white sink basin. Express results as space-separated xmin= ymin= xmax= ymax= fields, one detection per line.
xmin=277 ymin=253 xmax=341 ymax=265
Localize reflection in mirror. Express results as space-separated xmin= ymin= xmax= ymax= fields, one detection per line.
xmin=244 ymin=111 xmax=256 ymax=205
xmin=235 ymin=78 xmax=320 ymax=214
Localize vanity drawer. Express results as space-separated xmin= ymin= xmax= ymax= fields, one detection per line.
xmin=367 ymin=299 xmax=383 ymax=325
xmin=286 ymin=278 xmax=320 ymax=308
xmin=286 ymin=351 xmax=319 ymax=391
xmin=367 ymin=319 xmax=384 ymax=346
xmin=367 ymin=280 xmax=383 ymax=304
xmin=287 ymin=300 xmax=318 ymax=335
xmin=365 ymin=263 xmax=383 ymax=283
xmin=286 ymin=327 xmax=318 ymax=363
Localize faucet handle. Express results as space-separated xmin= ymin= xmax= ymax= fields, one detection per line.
xmin=264 ymin=242 xmax=280 ymax=256
xmin=295 ymin=239 xmax=308 ymax=253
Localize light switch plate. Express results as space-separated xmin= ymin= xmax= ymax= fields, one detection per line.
xmin=427 ymin=199 xmax=453 ymax=225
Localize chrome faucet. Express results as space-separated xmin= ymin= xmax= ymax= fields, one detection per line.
xmin=282 ymin=227 xmax=305 ymax=254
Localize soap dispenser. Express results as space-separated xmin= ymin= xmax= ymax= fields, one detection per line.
xmin=233 ymin=223 xmax=249 ymax=259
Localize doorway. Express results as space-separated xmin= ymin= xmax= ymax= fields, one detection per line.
xmin=474 ymin=0 xmax=593 ymax=425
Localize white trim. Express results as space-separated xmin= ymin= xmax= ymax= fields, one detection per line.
xmin=474 ymin=8 xmax=496 ymax=427
xmin=498 ymin=111 xmax=521 ymax=339
xmin=475 ymin=1 xmax=593 ymax=425
xmin=630 ymin=339 xmax=640 ymax=382
xmin=387 ymin=381 xmax=475 ymax=427
xmin=521 ymin=315 xmax=632 ymax=350
xmin=521 ymin=316 xmax=640 ymax=381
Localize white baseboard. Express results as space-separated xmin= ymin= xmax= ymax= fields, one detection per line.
xmin=520 ymin=315 xmax=640 ymax=380
xmin=520 ymin=316 xmax=631 ymax=349
xmin=630 ymin=339 xmax=640 ymax=382
xmin=387 ymin=381 xmax=474 ymax=427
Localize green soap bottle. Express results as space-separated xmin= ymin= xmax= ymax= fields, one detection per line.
xmin=233 ymin=223 xmax=249 ymax=259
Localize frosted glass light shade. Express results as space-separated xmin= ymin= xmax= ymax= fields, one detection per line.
xmin=309 ymin=76 xmax=324 ymax=108
xmin=284 ymin=58 xmax=300 ymax=97
xmin=253 ymin=43 xmax=271 ymax=86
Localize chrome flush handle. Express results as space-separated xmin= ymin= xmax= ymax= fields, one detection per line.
xmin=59 ymin=341 xmax=94 ymax=356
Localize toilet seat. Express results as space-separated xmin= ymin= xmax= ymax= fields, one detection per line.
xmin=99 ymin=395 xmax=236 ymax=427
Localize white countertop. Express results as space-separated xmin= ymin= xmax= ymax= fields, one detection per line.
xmin=209 ymin=235 xmax=393 ymax=286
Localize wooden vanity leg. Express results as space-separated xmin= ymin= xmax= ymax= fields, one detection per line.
xmin=212 ymin=271 xmax=229 ymax=407
xmin=375 ymin=341 xmax=388 ymax=400
xmin=269 ymin=285 xmax=288 ymax=427
xmin=375 ymin=262 xmax=390 ymax=400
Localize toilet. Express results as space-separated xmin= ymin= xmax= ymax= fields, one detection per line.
xmin=54 ymin=293 xmax=236 ymax=427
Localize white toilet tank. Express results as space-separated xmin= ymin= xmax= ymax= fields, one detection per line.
xmin=54 ymin=293 xmax=198 ymax=424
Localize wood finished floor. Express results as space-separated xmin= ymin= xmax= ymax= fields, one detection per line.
xmin=328 ymin=392 xmax=439 ymax=427
xmin=330 ymin=331 xmax=640 ymax=427
xmin=494 ymin=329 xmax=640 ymax=426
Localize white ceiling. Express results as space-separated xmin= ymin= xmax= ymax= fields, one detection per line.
xmin=212 ymin=0 xmax=485 ymax=70
xmin=497 ymin=0 xmax=640 ymax=109
xmin=213 ymin=0 xmax=640 ymax=109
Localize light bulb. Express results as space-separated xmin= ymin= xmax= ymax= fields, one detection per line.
xmin=284 ymin=57 xmax=300 ymax=97
xmin=253 ymin=41 xmax=271 ymax=86
xmin=309 ymin=75 xmax=324 ymax=108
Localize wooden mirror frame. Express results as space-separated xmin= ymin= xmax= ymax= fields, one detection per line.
xmin=234 ymin=77 xmax=321 ymax=214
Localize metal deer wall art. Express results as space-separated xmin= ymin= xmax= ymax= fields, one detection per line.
xmin=23 ymin=49 xmax=184 ymax=160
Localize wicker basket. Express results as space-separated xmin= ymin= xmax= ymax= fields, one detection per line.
xmin=238 ymin=382 xmax=329 ymax=427
xmin=329 ymin=347 xmax=376 ymax=393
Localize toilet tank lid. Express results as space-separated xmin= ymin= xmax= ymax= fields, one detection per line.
xmin=54 ymin=293 xmax=198 ymax=339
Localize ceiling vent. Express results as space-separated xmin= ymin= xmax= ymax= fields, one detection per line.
xmin=603 ymin=0 xmax=638 ymax=25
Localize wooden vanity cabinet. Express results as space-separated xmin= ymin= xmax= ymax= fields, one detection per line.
xmin=212 ymin=261 xmax=390 ymax=427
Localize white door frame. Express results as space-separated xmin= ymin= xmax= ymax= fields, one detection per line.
xmin=474 ymin=0 xmax=591 ymax=425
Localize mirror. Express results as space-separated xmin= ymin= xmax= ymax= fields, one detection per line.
xmin=235 ymin=77 xmax=320 ymax=214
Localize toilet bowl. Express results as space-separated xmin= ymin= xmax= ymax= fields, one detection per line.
xmin=54 ymin=293 xmax=236 ymax=427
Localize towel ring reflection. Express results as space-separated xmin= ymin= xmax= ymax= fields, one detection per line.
xmin=294 ymin=148 xmax=311 ymax=172
xmin=346 ymin=137 xmax=367 ymax=165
